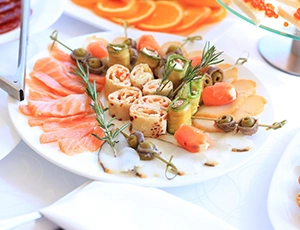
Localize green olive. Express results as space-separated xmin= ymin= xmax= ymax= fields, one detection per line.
xmin=73 ymin=48 xmax=88 ymax=57
xmin=218 ymin=114 xmax=233 ymax=124
xmin=129 ymin=48 xmax=138 ymax=65
xmin=137 ymin=141 xmax=156 ymax=161
xmin=128 ymin=131 xmax=145 ymax=149
xmin=212 ymin=71 xmax=223 ymax=84
xmin=240 ymin=116 xmax=255 ymax=127
xmin=203 ymin=74 xmax=213 ymax=87
xmin=87 ymin=57 xmax=102 ymax=68
xmin=167 ymin=44 xmax=180 ymax=53
xmin=128 ymin=135 xmax=138 ymax=149
xmin=123 ymin=38 xmax=137 ymax=49
xmin=139 ymin=141 xmax=155 ymax=150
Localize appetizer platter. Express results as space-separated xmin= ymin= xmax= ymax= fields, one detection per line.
xmin=268 ymin=130 xmax=300 ymax=230
xmin=0 ymin=0 xmax=65 ymax=44
xmin=7 ymin=30 xmax=277 ymax=187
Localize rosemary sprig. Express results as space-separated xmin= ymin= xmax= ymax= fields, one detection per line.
xmin=158 ymin=41 xmax=224 ymax=100
xmin=200 ymin=41 xmax=224 ymax=68
xmin=71 ymin=61 xmax=130 ymax=157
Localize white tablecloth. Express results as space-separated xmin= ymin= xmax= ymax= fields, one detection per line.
xmin=1 ymin=11 xmax=299 ymax=230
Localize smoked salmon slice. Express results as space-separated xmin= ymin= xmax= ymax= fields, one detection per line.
xmin=58 ymin=126 xmax=105 ymax=155
xmin=24 ymin=93 xmax=93 ymax=117
xmin=26 ymin=77 xmax=56 ymax=96
xmin=48 ymin=43 xmax=74 ymax=63
xmin=28 ymin=88 xmax=62 ymax=101
xmin=30 ymin=71 xmax=78 ymax=96
xmin=27 ymin=113 xmax=90 ymax=127
xmin=42 ymin=116 xmax=97 ymax=132
xmin=33 ymin=57 xmax=85 ymax=94
xmin=40 ymin=126 xmax=95 ymax=143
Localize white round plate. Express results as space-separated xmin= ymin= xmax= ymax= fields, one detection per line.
xmin=0 ymin=0 xmax=65 ymax=44
xmin=7 ymin=31 xmax=273 ymax=187
xmin=0 ymin=90 xmax=20 ymax=160
xmin=268 ymin=130 xmax=300 ymax=230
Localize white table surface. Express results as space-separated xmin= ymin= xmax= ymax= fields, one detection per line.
xmin=1 ymin=10 xmax=300 ymax=230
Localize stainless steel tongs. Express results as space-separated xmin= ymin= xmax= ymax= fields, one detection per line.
xmin=0 ymin=0 xmax=30 ymax=101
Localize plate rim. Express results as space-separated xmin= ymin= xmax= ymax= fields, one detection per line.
xmin=0 ymin=0 xmax=66 ymax=44
xmin=267 ymin=130 xmax=300 ymax=229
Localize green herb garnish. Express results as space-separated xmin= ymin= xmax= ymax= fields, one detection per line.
xmin=158 ymin=41 xmax=224 ymax=100
xmin=71 ymin=61 xmax=130 ymax=157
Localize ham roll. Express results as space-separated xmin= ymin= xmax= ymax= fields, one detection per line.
xmin=108 ymin=87 xmax=142 ymax=121
xmin=129 ymin=104 xmax=167 ymax=138
xmin=105 ymin=64 xmax=131 ymax=97
xmin=130 ymin=63 xmax=154 ymax=89
xmin=137 ymin=95 xmax=171 ymax=111
xmin=142 ymin=79 xmax=173 ymax=96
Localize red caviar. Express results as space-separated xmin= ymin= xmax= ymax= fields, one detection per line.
xmin=243 ymin=0 xmax=278 ymax=18
xmin=294 ymin=8 xmax=300 ymax=20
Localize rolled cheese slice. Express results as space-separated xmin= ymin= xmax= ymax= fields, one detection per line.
xmin=142 ymin=79 xmax=173 ymax=96
xmin=130 ymin=63 xmax=154 ymax=89
xmin=105 ymin=64 xmax=131 ymax=97
xmin=129 ymin=104 xmax=167 ymax=138
xmin=137 ymin=95 xmax=171 ymax=111
xmin=108 ymin=86 xmax=142 ymax=121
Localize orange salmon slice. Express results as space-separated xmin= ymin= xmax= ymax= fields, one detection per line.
xmin=33 ymin=57 xmax=85 ymax=94
xmin=58 ymin=126 xmax=105 ymax=155
xmin=40 ymin=126 xmax=95 ymax=143
xmin=43 ymin=116 xmax=97 ymax=132
xmin=26 ymin=93 xmax=93 ymax=117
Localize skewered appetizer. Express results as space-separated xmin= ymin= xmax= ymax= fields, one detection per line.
xmin=17 ymin=30 xmax=286 ymax=180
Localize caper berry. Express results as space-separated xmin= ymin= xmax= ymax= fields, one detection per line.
xmin=240 ymin=116 xmax=255 ymax=127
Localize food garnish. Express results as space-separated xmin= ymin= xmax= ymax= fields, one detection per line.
xmin=51 ymin=31 xmax=181 ymax=178
xmin=71 ymin=60 xmax=130 ymax=157
xmin=125 ymin=131 xmax=180 ymax=179
xmin=15 ymin=29 xmax=285 ymax=181
xmin=192 ymin=114 xmax=287 ymax=135
xmin=157 ymin=42 xmax=224 ymax=100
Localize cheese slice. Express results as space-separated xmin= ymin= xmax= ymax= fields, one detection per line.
xmin=276 ymin=0 xmax=300 ymax=8
xmin=231 ymin=0 xmax=267 ymax=25
xmin=277 ymin=3 xmax=300 ymax=30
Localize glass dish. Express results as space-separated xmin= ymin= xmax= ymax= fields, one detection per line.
xmin=217 ymin=0 xmax=300 ymax=76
